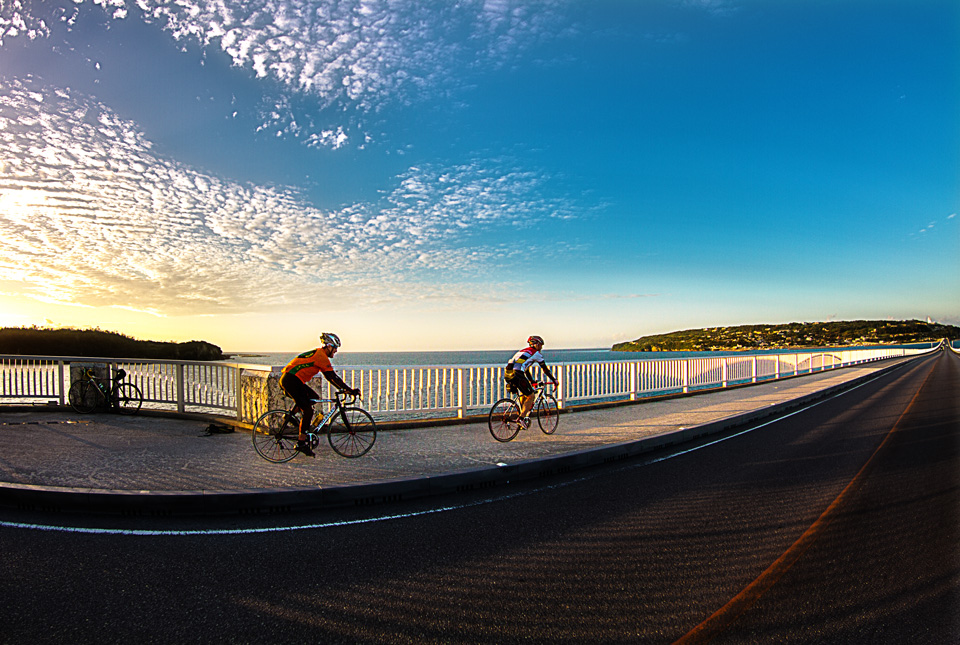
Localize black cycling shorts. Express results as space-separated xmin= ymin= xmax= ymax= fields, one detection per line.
xmin=504 ymin=370 xmax=534 ymax=396
xmin=280 ymin=372 xmax=319 ymax=413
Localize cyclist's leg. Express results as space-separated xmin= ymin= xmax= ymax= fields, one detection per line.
xmin=280 ymin=373 xmax=318 ymax=440
xmin=513 ymin=372 xmax=536 ymax=419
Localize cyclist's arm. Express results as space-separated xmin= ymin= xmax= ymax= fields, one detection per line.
xmin=320 ymin=369 xmax=360 ymax=396
xmin=540 ymin=362 xmax=557 ymax=383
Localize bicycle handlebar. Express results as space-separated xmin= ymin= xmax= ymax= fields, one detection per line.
xmin=337 ymin=390 xmax=362 ymax=405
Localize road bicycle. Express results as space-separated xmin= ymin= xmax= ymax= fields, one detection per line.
xmin=488 ymin=380 xmax=559 ymax=442
xmin=252 ymin=391 xmax=377 ymax=461
xmin=68 ymin=368 xmax=143 ymax=415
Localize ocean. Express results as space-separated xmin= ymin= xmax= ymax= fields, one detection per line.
xmin=224 ymin=342 xmax=937 ymax=369
xmin=226 ymin=347 xmax=757 ymax=368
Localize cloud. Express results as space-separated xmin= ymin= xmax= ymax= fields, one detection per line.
xmin=916 ymin=213 xmax=958 ymax=235
xmin=0 ymin=2 xmax=51 ymax=43
xmin=0 ymin=79 xmax=581 ymax=315
xmin=5 ymin=0 xmax=570 ymax=148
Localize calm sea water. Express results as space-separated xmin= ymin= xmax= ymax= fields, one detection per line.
xmin=225 ymin=348 xmax=696 ymax=368
xmin=225 ymin=348 xmax=637 ymax=368
xmin=222 ymin=345 xmax=925 ymax=369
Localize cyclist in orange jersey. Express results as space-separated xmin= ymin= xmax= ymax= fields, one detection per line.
xmin=280 ymin=332 xmax=360 ymax=457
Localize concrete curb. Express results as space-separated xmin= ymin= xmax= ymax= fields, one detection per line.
xmin=0 ymin=357 xmax=911 ymax=517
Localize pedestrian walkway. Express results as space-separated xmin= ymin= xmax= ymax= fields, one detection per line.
xmin=0 ymin=357 xmax=917 ymax=515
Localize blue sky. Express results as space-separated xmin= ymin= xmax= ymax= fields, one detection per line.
xmin=1 ymin=0 xmax=957 ymax=352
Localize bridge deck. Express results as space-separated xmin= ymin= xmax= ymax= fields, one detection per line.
xmin=0 ymin=356 xmax=921 ymax=514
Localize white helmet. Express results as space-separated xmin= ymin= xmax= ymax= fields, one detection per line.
xmin=319 ymin=332 xmax=341 ymax=348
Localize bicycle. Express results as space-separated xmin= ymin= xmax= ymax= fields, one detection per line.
xmin=68 ymin=367 xmax=143 ymax=415
xmin=488 ymin=380 xmax=559 ymax=442
xmin=252 ymin=391 xmax=377 ymax=461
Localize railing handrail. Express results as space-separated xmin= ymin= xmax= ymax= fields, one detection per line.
xmin=0 ymin=353 xmax=269 ymax=370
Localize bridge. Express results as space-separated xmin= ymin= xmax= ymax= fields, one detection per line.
xmin=0 ymin=345 xmax=956 ymax=643
xmin=0 ymin=343 xmax=937 ymax=422
xmin=0 ymin=343 xmax=946 ymax=514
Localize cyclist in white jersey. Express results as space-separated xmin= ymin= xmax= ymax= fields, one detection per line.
xmin=504 ymin=335 xmax=557 ymax=429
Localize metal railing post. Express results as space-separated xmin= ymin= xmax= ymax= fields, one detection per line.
xmin=557 ymin=364 xmax=566 ymax=409
xmin=176 ymin=363 xmax=185 ymax=413
xmin=235 ymin=366 xmax=243 ymax=420
xmin=57 ymin=360 xmax=66 ymax=406
xmin=456 ymin=368 xmax=465 ymax=419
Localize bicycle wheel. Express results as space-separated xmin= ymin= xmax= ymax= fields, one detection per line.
xmin=488 ymin=398 xmax=522 ymax=442
xmin=328 ymin=407 xmax=376 ymax=458
xmin=252 ymin=410 xmax=300 ymax=463
xmin=114 ymin=382 xmax=143 ymax=415
xmin=535 ymin=393 xmax=559 ymax=435
xmin=68 ymin=381 xmax=98 ymax=414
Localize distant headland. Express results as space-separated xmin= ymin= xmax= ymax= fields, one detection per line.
xmin=613 ymin=319 xmax=959 ymax=352
xmin=0 ymin=327 xmax=224 ymax=361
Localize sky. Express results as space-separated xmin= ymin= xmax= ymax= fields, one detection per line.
xmin=0 ymin=0 xmax=957 ymax=353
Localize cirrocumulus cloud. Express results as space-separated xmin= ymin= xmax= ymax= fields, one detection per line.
xmin=0 ymin=79 xmax=580 ymax=315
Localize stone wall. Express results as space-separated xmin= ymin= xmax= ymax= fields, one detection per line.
xmin=68 ymin=362 xmax=111 ymax=410
xmin=239 ymin=368 xmax=287 ymax=423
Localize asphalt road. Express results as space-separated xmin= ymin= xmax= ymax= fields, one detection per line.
xmin=0 ymin=351 xmax=956 ymax=644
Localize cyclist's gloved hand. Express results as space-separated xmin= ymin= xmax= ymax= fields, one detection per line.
xmin=348 ymin=387 xmax=361 ymax=397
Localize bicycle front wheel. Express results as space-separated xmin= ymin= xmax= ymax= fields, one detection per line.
xmin=68 ymin=381 xmax=98 ymax=414
xmin=114 ymin=382 xmax=143 ymax=415
xmin=535 ymin=393 xmax=559 ymax=435
xmin=252 ymin=410 xmax=299 ymax=463
xmin=488 ymin=398 xmax=522 ymax=442
xmin=328 ymin=407 xmax=376 ymax=458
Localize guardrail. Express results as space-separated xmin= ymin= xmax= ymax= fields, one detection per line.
xmin=0 ymin=357 xmax=254 ymax=417
xmin=0 ymin=345 xmax=937 ymax=424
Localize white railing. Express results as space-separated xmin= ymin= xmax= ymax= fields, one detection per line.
xmin=0 ymin=345 xmax=939 ymax=423
xmin=0 ymin=355 xmax=256 ymax=417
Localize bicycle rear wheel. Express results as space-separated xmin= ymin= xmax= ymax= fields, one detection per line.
xmin=252 ymin=410 xmax=300 ymax=463
xmin=68 ymin=381 xmax=98 ymax=414
xmin=535 ymin=393 xmax=559 ymax=435
xmin=488 ymin=398 xmax=522 ymax=442
xmin=328 ymin=407 xmax=376 ymax=458
xmin=114 ymin=382 xmax=143 ymax=415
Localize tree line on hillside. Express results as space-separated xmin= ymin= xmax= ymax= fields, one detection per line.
xmin=0 ymin=327 xmax=224 ymax=361
xmin=613 ymin=319 xmax=959 ymax=352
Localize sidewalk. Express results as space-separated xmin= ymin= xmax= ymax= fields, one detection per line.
xmin=0 ymin=357 xmax=916 ymax=515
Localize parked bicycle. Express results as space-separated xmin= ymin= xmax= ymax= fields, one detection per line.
xmin=488 ymin=380 xmax=559 ymax=442
xmin=252 ymin=391 xmax=376 ymax=461
xmin=68 ymin=368 xmax=143 ymax=415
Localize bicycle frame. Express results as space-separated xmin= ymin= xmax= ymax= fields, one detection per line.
xmin=69 ymin=368 xmax=143 ymax=414
xmin=253 ymin=391 xmax=376 ymax=461
xmin=488 ymin=380 xmax=559 ymax=442
xmin=510 ymin=381 xmax=556 ymax=407
xmin=295 ymin=392 xmax=360 ymax=434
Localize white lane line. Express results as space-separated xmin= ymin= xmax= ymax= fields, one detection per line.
xmin=0 ymin=374 xmax=885 ymax=537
